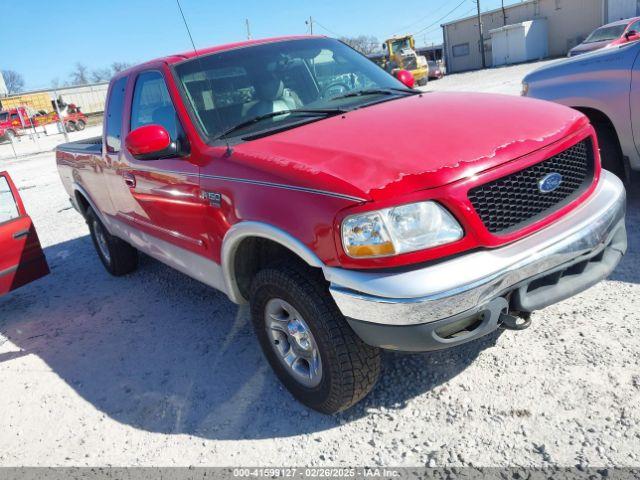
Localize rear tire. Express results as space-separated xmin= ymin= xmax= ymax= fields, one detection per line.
xmin=250 ymin=265 xmax=381 ymax=414
xmin=86 ymin=208 xmax=138 ymax=276
xmin=417 ymin=77 xmax=428 ymax=87
xmin=65 ymin=121 xmax=76 ymax=132
xmin=594 ymin=121 xmax=626 ymax=180
xmin=75 ymin=119 xmax=86 ymax=131
xmin=6 ymin=129 xmax=16 ymax=141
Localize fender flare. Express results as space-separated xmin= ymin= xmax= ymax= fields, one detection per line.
xmin=221 ymin=221 xmax=325 ymax=304
xmin=71 ymin=183 xmax=112 ymax=232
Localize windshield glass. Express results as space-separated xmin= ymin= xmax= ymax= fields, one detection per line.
xmin=0 ymin=112 xmax=7 ymax=123
xmin=585 ymin=24 xmax=627 ymax=43
xmin=174 ymin=38 xmax=406 ymax=140
xmin=390 ymin=38 xmax=411 ymax=54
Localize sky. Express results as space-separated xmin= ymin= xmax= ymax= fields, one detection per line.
xmin=5 ymin=0 xmax=522 ymax=90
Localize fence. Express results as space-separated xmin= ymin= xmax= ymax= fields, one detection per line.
xmin=0 ymin=103 xmax=103 ymax=161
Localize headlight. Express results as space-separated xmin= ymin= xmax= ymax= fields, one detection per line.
xmin=521 ymin=81 xmax=529 ymax=96
xmin=341 ymin=201 xmax=463 ymax=258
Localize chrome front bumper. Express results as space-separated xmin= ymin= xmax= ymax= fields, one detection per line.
xmin=324 ymin=171 xmax=627 ymax=328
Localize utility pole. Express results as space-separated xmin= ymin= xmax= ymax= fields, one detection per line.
xmin=52 ymin=90 xmax=69 ymax=143
xmin=476 ymin=0 xmax=486 ymax=69
xmin=501 ymin=0 xmax=507 ymax=26
xmin=245 ymin=18 xmax=252 ymax=40
xmin=306 ymin=16 xmax=313 ymax=35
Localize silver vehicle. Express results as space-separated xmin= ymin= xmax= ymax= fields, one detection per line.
xmin=523 ymin=40 xmax=640 ymax=181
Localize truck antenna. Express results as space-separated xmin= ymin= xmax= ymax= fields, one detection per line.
xmin=175 ymin=0 xmax=233 ymax=156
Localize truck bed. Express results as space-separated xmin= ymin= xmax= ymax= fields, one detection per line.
xmin=56 ymin=136 xmax=102 ymax=155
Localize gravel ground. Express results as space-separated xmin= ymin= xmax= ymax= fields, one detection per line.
xmin=0 ymin=61 xmax=639 ymax=468
xmin=422 ymin=58 xmax=560 ymax=96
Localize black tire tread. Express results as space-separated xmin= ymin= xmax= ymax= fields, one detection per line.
xmin=86 ymin=208 xmax=138 ymax=276
xmin=593 ymin=121 xmax=626 ymax=180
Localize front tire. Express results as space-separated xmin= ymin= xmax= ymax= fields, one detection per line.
xmin=594 ymin=121 xmax=626 ymax=180
xmin=250 ymin=265 xmax=381 ymax=414
xmin=86 ymin=208 xmax=138 ymax=276
xmin=75 ymin=119 xmax=86 ymax=131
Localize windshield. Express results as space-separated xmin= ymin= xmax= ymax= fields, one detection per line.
xmin=584 ymin=24 xmax=627 ymax=43
xmin=174 ymin=38 xmax=407 ymax=140
xmin=390 ymin=38 xmax=411 ymax=54
xmin=0 ymin=112 xmax=7 ymax=123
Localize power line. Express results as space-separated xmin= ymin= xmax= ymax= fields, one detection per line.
xmin=412 ymin=0 xmax=469 ymax=36
xmin=388 ymin=0 xmax=454 ymax=37
xmin=415 ymin=6 xmax=476 ymax=39
xmin=313 ymin=19 xmax=343 ymax=38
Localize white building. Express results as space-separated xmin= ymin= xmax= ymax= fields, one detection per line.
xmin=0 ymin=71 xmax=8 ymax=97
xmin=442 ymin=0 xmax=640 ymax=73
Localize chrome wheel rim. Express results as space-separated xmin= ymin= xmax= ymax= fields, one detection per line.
xmin=265 ymin=298 xmax=322 ymax=388
xmin=93 ymin=220 xmax=111 ymax=263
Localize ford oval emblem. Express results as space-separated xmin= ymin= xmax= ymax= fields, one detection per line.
xmin=538 ymin=172 xmax=563 ymax=193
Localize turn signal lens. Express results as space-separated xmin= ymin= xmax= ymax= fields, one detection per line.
xmin=342 ymin=211 xmax=396 ymax=258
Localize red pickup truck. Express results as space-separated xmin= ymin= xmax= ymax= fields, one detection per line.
xmin=56 ymin=36 xmax=627 ymax=413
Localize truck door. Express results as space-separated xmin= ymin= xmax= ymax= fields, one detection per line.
xmin=0 ymin=172 xmax=49 ymax=296
xmin=112 ymin=68 xmax=207 ymax=256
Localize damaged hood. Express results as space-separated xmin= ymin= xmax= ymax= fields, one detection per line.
xmin=233 ymin=92 xmax=588 ymax=201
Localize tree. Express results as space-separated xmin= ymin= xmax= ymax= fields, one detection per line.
xmin=2 ymin=70 xmax=25 ymax=94
xmin=91 ymin=68 xmax=112 ymax=83
xmin=339 ymin=36 xmax=381 ymax=56
xmin=69 ymin=63 xmax=89 ymax=86
xmin=111 ymin=61 xmax=132 ymax=73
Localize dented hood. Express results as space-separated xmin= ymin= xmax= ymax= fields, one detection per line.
xmin=233 ymin=92 xmax=588 ymax=201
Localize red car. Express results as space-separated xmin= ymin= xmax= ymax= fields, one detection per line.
xmin=569 ymin=16 xmax=640 ymax=56
xmin=0 ymin=171 xmax=49 ymax=296
xmin=427 ymin=60 xmax=444 ymax=79
xmin=56 ymin=36 xmax=627 ymax=413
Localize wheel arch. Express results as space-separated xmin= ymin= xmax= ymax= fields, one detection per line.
xmin=71 ymin=183 xmax=111 ymax=228
xmin=222 ymin=222 xmax=325 ymax=304
xmin=572 ymin=106 xmax=627 ymax=179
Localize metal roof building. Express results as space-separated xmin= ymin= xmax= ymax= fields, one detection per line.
xmin=442 ymin=0 xmax=640 ymax=73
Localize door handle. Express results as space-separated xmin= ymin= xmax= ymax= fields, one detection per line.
xmin=13 ymin=229 xmax=29 ymax=240
xmin=123 ymin=172 xmax=136 ymax=188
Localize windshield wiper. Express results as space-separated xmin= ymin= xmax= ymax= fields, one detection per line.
xmin=329 ymin=87 xmax=419 ymax=101
xmin=214 ymin=108 xmax=347 ymax=140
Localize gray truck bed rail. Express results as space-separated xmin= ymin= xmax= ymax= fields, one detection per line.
xmin=56 ymin=136 xmax=102 ymax=155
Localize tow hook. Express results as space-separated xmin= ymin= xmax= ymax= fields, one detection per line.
xmin=499 ymin=312 xmax=532 ymax=331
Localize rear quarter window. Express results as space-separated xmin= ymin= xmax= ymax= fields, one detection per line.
xmin=105 ymin=76 xmax=128 ymax=153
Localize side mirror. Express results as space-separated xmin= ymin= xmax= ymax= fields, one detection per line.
xmin=394 ymin=69 xmax=415 ymax=89
xmin=625 ymin=30 xmax=638 ymax=41
xmin=125 ymin=125 xmax=173 ymax=160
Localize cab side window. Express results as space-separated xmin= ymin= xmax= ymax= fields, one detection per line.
xmin=105 ymin=76 xmax=128 ymax=153
xmin=130 ymin=71 xmax=180 ymax=139
xmin=0 ymin=176 xmax=20 ymax=224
